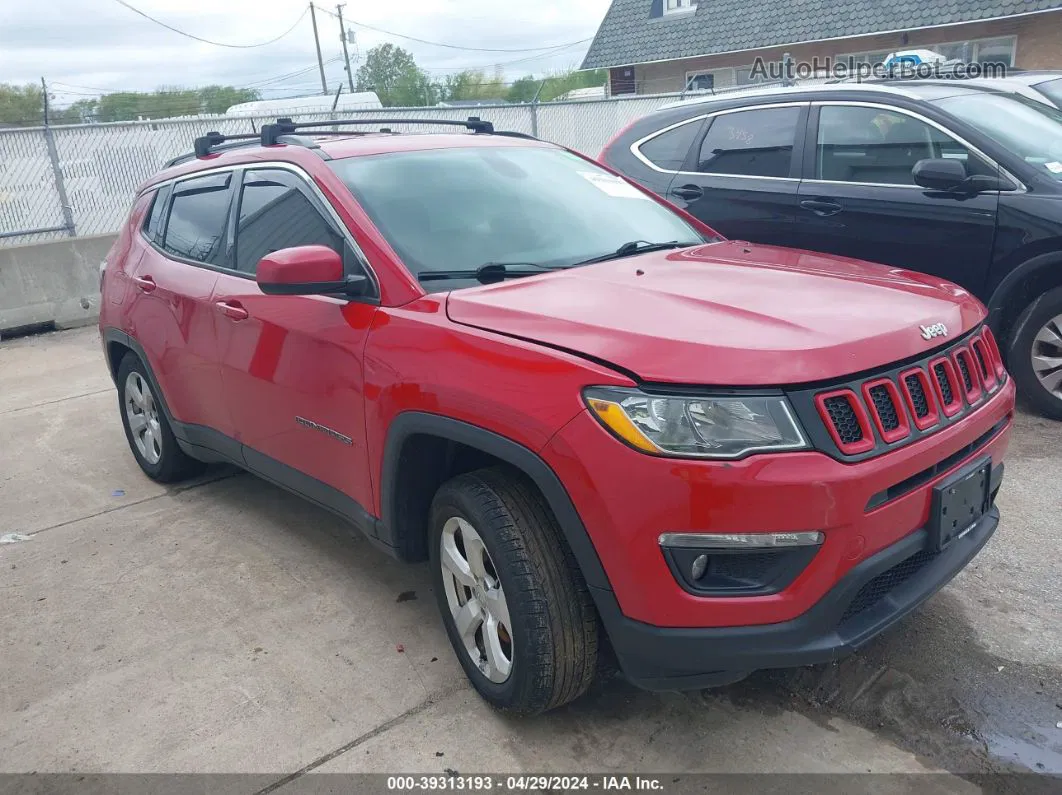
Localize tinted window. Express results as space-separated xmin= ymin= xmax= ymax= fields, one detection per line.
xmin=816 ymin=105 xmax=993 ymax=185
xmin=327 ymin=147 xmax=706 ymax=291
xmin=638 ymin=120 xmax=701 ymax=170
xmin=235 ymin=171 xmax=344 ymax=274
xmin=935 ymin=91 xmax=1062 ymax=182
xmin=696 ymin=107 xmax=800 ymax=177
xmin=142 ymin=184 xmax=170 ymax=241
xmin=162 ymin=175 xmax=231 ymax=264
xmin=1035 ymin=78 xmax=1062 ymax=108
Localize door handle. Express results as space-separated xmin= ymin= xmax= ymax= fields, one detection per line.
xmin=800 ymin=199 xmax=844 ymax=217
xmin=132 ymin=275 xmax=156 ymax=293
xmin=215 ymin=300 xmax=249 ymax=321
xmin=670 ymin=184 xmax=703 ymax=201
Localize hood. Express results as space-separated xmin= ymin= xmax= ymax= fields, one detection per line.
xmin=444 ymin=241 xmax=987 ymax=385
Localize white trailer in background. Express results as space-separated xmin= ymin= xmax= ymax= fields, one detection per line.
xmin=225 ymin=92 xmax=383 ymax=116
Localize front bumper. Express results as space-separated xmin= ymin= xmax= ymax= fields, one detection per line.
xmin=597 ymin=502 xmax=999 ymax=691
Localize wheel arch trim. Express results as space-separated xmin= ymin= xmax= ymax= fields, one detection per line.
xmin=987 ymin=250 xmax=1062 ymax=337
xmin=379 ymin=411 xmax=614 ymax=592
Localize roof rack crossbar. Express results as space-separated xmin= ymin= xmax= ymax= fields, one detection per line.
xmin=260 ymin=115 xmax=494 ymax=145
xmin=164 ymin=133 xmax=262 ymax=168
xmin=192 ymin=131 xmax=260 ymax=158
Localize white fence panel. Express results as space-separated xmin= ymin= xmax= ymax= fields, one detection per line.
xmin=0 ymin=94 xmax=684 ymax=247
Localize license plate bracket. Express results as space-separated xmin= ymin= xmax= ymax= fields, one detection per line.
xmin=929 ymin=456 xmax=991 ymax=552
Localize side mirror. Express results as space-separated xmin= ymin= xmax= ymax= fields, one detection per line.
xmin=912 ymin=158 xmax=968 ymax=191
xmin=256 ymin=245 xmax=366 ymax=296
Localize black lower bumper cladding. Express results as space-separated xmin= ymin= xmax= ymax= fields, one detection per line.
xmin=598 ymin=503 xmax=1000 ymax=692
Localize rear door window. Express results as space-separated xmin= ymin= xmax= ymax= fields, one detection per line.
xmin=161 ymin=173 xmax=233 ymax=265
xmin=695 ymin=106 xmax=801 ymax=177
xmin=637 ymin=119 xmax=702 ymax=171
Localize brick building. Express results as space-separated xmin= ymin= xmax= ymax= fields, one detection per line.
xmin=581 ymin=0 xmax=1062 ymax=95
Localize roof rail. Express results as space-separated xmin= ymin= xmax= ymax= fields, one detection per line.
xmin=260 ymin=115 xmax=495 ymax=145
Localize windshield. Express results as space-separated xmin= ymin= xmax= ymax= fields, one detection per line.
xmin=1034 ymin=77 xmax=1062 ymax=109
xmin=934 ymin=91 xmax=1062 ymax=181
xmin=328 ymin=145 xmax=708 ymax=289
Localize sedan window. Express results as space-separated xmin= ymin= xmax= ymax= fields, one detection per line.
xmin=936 ymin=91 xmax=1062 ymax=181
xmin=695 ymin=106 xmax=800 ymax=178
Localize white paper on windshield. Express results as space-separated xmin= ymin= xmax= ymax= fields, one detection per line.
xmin=578 ymin=171 xmax=649 ymax=199
xmin=1045 ymin=161 xmax=1062 ymax=174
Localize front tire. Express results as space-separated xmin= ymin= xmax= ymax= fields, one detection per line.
xmin=429 ymin=468 xmax=598 ymax=714
xmin=1006 ymin=286 xmax=1062 ymax=420
xmin=116 ymin=352 xmax=205 ymax=482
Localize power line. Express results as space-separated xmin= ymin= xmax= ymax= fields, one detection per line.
xmin=110 ymin=0 xmax=309 ymax=49
xmin=313 ymin=5 xmax=592 ymax=53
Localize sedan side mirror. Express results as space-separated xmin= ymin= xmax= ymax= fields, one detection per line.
xmin=912 ymin=158 xmax=1013 ymax=194
xmin=256 ymin=245 xmax=367 ymax=296
xmin=912 ymin=158 xmax=968 ymax=191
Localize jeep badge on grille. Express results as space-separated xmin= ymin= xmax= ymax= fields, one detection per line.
xmin=919 ymin=323 xmax=948 ymax=340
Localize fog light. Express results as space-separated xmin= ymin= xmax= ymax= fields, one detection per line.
xmin=690 ymin=553 xmax=708 ymax=581
xmin=660 ymin=532 xmax=824 ymax=596
xmin=659 ymin=531 xmax=824 ymax=549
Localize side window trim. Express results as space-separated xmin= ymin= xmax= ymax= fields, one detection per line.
xmin=160 ymin=171 xmax=237 ymax=268
xmin=235 ymin=167 xmax=350 ymax=277
xmin=803 ymin=100 xmax=1023 ymax=191
xmin=140 ymin=183 xmax=172 ymax=245
xmin=630 ymin=115 xmax=707 ymax=174
xmin=136 ymin=162 xmax=380 ymax=300
xmin=632 ymin=101 xmax=809 ymax=180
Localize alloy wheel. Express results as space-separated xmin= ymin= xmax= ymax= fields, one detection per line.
xmin=1031 ymin=313 xmax=1062 ymax=399
xmin=439 ymin=516 xmax=513 ymax=683
xmin=124 ymin=371 xmax=162 ymax=465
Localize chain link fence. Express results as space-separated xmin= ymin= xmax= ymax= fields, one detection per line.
xmin=0 ymin=90 xmax=699 ymax=247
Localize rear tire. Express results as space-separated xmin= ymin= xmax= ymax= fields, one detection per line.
xmin=116 ymin=352 xmax=205 ymax=483
xmin=429 ymin=468 xmax=598 ymax=714
xmin=1006 ymin=286 xmax=1062 ymax=421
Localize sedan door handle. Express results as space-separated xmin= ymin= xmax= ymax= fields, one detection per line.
xmin=132 ymin=275 xmax=156 ymax=293
xmin=800 ymin=199 xmax=844 ymax=217
xmin=215 ymin=300 xmax=249 ymax=321
xmin=670 ymin=184 xmax=703 ymax=201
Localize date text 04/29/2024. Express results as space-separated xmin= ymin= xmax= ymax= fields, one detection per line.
xmin=386 ymin=775 xmax=665 ymax=791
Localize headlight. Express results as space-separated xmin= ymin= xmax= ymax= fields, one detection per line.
xmin=583 ymin=387 xmax=808 ymax=459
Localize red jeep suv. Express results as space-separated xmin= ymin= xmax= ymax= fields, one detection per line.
xmin=99 ymin=117 xmax=1015 ymax=714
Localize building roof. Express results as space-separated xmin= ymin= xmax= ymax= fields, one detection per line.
xmin=581 ymin=0 xmax=1062 ymax=70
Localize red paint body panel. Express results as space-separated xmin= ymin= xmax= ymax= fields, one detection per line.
xmin=211 ymin=271 xmax=378 ymax=511
xmin=542 ymin=381 xmax=1013 ymax=627
xmin=447 ymin=241 xmax=988 ymax=385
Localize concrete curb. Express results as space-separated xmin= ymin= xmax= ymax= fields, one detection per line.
xmin=0 ymin=234 xmax=115 ymax=337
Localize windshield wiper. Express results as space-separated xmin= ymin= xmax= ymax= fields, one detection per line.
xmin=417 ymin=262 xmax=567 ymax=284
xmin=574 ymin=239 xmax=699 ymax=266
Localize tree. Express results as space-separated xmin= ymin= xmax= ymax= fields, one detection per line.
xmin=439 ymin=69 xmax=508 ymax=103
xmin=536 ymin=68 xmax=609 ymax=102
xmin=506 ymin=76 xmax=541 ymax=103
xmin=54 ymin=99 xmax=98 ymax=125
xmin=355 ymin=43 xmax=432 ymax=107
xmin=0 ymin=83 xmax=43 ymax=126
xmin=197 ymin=85 xmax=260 ymax=115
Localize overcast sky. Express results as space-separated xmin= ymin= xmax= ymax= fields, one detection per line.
xmin=0 ymin=0 xmax=612 ymax=105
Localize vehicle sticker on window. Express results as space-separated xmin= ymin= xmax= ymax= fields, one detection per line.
xmin=1045 ymin=161 xmax=1062 ymax=174
xmin=578 ymin=171 xmax=649 ymax=199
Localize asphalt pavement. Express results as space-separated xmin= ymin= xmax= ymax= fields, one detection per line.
xmin=0 ymin=327 xmax=1059 ymax=793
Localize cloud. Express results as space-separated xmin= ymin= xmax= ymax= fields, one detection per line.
xmin=0 ymin=0 xmax=611 ymax=103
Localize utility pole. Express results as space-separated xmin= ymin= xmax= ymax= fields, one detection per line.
xmin=336 ymin=4 xmax=355 ymax=92
xmin=309 ymin=3 xmax=328 ymax=95
xmin=41 ymin=76 xmax=50 ymax=125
